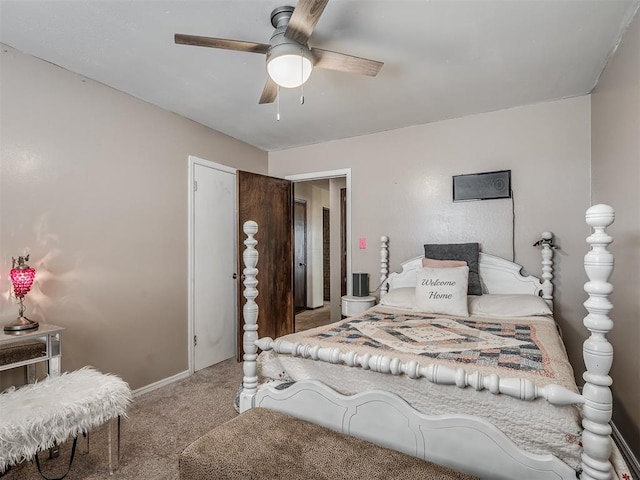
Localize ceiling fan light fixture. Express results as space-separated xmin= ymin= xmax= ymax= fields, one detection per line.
xmin=267 ymin=43 xmax=313 ymax=88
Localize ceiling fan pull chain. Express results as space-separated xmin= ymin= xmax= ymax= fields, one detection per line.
xmin=300 ymin=48 xmax=305 ymax=105
xmin=277 ymin=85 xmax=281 ymax=121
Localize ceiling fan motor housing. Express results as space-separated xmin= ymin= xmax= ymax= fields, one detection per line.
xmin=270 ymin=6 xmax=295 ymax=29
xmin=267 ymin=6 xmax=314 ymax=88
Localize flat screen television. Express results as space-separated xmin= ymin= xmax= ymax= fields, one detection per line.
xmin=453 ymin=170 xmax=511 ymax=202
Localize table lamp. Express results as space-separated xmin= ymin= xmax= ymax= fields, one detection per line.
xmin=4 ymin=255 xmax=39 ymax=332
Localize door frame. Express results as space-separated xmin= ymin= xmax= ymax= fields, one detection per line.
xmin=294 ymin=198 xmax=308 ymax=313
xmin=188 ymin=155 xmax=237 ymax=375
xmin=285 ymin=169 xmax=352 ymax=298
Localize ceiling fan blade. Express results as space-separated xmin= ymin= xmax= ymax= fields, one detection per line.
xmin=311 ymin=48 xmax=383 ymax=77
xmin=259 ymin=77 xmax=278 ymax=104
xmin=285 ymin=0 xmax=330 ymax=44
xmin=175 ymin=34 xmax=269 ymax=54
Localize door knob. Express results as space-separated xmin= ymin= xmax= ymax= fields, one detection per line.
xmin=299 ymin=263 xmax=306 ymax=267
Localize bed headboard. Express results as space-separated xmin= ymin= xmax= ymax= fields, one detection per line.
xmin=379 ymin=234 xmax=554 ymax=307
xmin=384 ymin=254 xmax=543 ymax=295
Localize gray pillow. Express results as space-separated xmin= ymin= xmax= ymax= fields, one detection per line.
xmin=423 ymin=243 xmax=482 ymax=295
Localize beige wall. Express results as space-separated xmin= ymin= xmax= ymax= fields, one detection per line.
xmin=270 ymin=95 xmax=593 ymax=393
xmin=0 ymin=44 xmax=268 ymax=390
xmin=591 ymin=11 xmax=640 ymax=457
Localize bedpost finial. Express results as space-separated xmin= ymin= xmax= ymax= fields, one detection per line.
xmin=533 ymin=232 xmax=555 ymax=249
xmin=585 ymin=204 xmax=614 ymax=229
xmin=243 ymin=220 xmax=258 ymax=235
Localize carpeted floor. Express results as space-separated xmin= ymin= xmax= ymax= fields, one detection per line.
xmin=180 ymin=407 xmax=478 ymax=480
xmin=295 ymin=304 xmax=331 ymax=332
xmin=2 ymin=357 xmax=478 ymax=480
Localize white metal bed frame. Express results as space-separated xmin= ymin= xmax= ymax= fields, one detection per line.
xmin=238 ymin=204 xmax=616 ymax=480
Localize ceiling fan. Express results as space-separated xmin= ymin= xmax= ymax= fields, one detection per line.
xmin=175 ymin=0 xmax=384 ymax=104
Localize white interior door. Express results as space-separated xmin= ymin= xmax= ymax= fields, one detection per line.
xmin=193 ymin=162 xmax=236 ymax=371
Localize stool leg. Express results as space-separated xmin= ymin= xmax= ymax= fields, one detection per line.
xmin=48 ymin=443 xmax=60 ymax=459
xmin=108 ymin=419 xmax=113 ymax=475
xmin=25 ymin=364 xmax=36 ymax=384
xmin=107 ymin=416 xmax=121 ymax=475
xmin=117 ymin=416 xmax=121 ymax=468
xmin=80 ymin=431 xmax=90 ymax=455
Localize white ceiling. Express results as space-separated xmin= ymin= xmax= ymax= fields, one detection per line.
xmin=1 ymin=1 xmax=638 ymax=152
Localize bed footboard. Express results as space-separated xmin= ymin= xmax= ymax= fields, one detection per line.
xmin=254 ymin=379 xmax=577 ymax=480
xmin=254 ymin=336 xmax=583 ymax=406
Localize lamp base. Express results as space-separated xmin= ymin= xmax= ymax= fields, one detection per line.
xmin=3 ymin=316 xmax=39 ymax=333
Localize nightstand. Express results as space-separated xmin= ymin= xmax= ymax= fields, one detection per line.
xmin=341 ymin=295 xmax=376 ymax=317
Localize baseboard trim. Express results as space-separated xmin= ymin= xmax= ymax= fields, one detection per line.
xmin=132 ymin=370 xmax=190 ymax=398
xmin=612 ymin=421 xmax=640 ymax=480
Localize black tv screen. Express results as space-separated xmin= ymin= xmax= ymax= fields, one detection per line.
xmin=453 ymin=170 xmax=511 ymax=202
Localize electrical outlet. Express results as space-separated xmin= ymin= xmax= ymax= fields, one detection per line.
xmin=359 ymin=238 xmax=366 ymax=249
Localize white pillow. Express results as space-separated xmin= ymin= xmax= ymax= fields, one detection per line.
xmin=414 ymin=266 xmax=469 ymax=317
xmin=379 ymin=287 xmax=415 ymax=309
xmin=468 ymin=294 xmax=552 ymax=318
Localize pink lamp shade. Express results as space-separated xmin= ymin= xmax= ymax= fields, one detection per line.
xmin=10 ymin=266 xmax=35 ymax=298
xmin=4 ymin=254 xmax=39 ymax=332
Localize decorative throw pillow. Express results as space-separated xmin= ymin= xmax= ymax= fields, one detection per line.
xmin=468 ymin=294 xmax=552 ymax=318
xmin=422 ymin=257 xmax=468 ymax=268
xmin=423 ymin=243 xmax=482 ymax=296
xmin=414 ymin=266 xmax=469 ymax=317
xmin=379 ymin=287 xmax=415 ymax=310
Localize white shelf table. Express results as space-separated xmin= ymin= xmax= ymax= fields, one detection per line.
xmin=0 ymin=324 xmax=64 ymax=380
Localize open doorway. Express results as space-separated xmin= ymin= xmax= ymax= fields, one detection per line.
xmin=287 ymin=171 xmax=350 ymax=332
xmin=292 ymin=180 xmax=331 ymax=331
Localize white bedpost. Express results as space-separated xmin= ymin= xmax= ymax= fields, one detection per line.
xmin=580 ymin=204 xmax=615 ymax=480
xmin=239 ymin=220 xmax=259 ymax=413
xmin=380 ymin=236 xmax=389 ymax=298
xmin=539 ymin=232 xmax=554 ymax=308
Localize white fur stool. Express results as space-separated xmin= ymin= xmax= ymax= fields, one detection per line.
xmin=0 ymin=367 xmax=131 ymax=476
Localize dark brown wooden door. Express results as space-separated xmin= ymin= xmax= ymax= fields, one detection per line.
xmin=294 ymin=199 xmax=307 ymax=313
xmin=237 ymin=171 xmax=294 ymax=361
